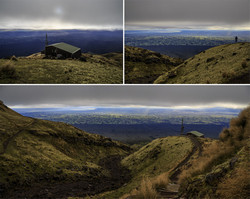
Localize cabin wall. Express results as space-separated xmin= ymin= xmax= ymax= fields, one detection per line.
xmin=72 ymin=50 xmax=81 ymax=58
xmin=45 ymin=46 xmax=73 ymax=58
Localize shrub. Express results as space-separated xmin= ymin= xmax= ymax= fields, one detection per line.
xmin=10 ymin=55 xmax=18 ymax=61
xmin=131 ymin=177 xmax=158 ymax=199
xmin=219 ymin=106 xmax=250 ymax=148
xmin=206 ymin=57 xmax=215 ymax=63
xmin=241 ymin=61 xmax=247 ymax=69
xmin=153 ymin=172 xmax=169 ymax=190
xmin=0 ymin=61 xmax=16 ymax=78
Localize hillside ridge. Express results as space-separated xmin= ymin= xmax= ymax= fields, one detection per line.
xmin=0 ymin=52 xmax=123 ymax=84
xmin=154 ymin=42 xmax=250 ymax=84
xmin=0 ymin=101 xmax=131 ymax=198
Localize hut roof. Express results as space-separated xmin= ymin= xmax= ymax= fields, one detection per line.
xmin=187 ymin=131 xmax=204 ymax=137
xmin=48 ymin=42 xmax=80 ymax=54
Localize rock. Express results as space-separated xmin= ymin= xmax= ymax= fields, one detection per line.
xmin=229 ymin=156 xmax=238 ymax=169
xmin=10 ymin=55 xmax=18 ymax=61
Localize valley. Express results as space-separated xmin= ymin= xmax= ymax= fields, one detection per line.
xmin=126 ymin=30 xmax=250 ymax=59
xmin=18 ymin=107 xmax=236 ymax=143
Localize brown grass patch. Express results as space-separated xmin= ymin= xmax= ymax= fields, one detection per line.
xmin=152 ymin=172 xmax=169 ymax=190
xmin=0 ymin=61 xmax=16 ymax=77
xmin=131 ymin=177 xmax=158 ymax=199
xmin=121 ymin=173 xmax=169 ymax=199
xmin=216 ymin=165 xmax=250 ymax=199
xmin=178 ymin=141 xmax=232 ymax=183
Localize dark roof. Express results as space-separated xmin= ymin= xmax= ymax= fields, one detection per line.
xmin=187 ymin=131 xmax=204 ymax=137
xmin=48 ymin=42 xmax=81 ymax=54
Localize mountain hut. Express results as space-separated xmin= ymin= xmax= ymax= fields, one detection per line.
xmin=45 ymin=42 xmax=81 ymax=59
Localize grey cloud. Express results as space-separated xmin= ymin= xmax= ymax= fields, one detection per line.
xmin=126 ymin=0 xmax=250 ymax=29
xmin=0 ymin=0 xmax=122 ymax=29
xmin=0 ymin=85 xmax=249 ymax=108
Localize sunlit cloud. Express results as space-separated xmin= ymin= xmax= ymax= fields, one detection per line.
xmin=0 ymin=18 xmax=122 ymax=30
xmin=126 ymin=21 xmax=250 ymax=30
xmin=10 ymin=103 xmax=248 ymax=111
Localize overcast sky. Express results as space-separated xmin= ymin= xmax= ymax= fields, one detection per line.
xmin=0 ymin=0 xmax=122 ymax=30
xmin=126 ymin=0 xmax=250 ymax=30
xmin=0 ymin=85 xmax=249 ymax=109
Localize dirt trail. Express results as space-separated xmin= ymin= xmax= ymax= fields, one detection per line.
xmin=157 ymin=136 xmax=202 ymax=198
xmin=0 ymin=119 xmax=36 ymax=155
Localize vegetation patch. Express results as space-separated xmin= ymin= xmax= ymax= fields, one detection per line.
xmin=154 ymin=42 xmax=250 ymax=84
xmin=0 ymin=52 xmax=122 ymax=84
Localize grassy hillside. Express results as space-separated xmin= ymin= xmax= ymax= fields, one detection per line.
xmin=94 ymin=136 xmax=193 ymax=198
xmin=125 ymin=46 xmax=183 ymax=83
xmin=179 ymin=106 xmax=250 ymax=199
xmin=154 ymin=42 xmax=250 ymax=84
xmin=0 ymin=100 xmax=131 ymax=198
xmin=0 ymin=52 xmax=122 ymax=84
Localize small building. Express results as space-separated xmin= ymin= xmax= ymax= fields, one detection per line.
xmin=187 ymin=131 xmax=204 ymax=138
xmin=45 ymin=42 xmax=81 ymax=59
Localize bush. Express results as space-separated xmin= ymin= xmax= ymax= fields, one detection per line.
xmin=153 ymin=172 xmax=169 ymax=190
xmin=131 ymin=177 xmax=158 ymax=199
xmin=241 ymin=61 xmax=247 ymax=68
xmin=0 ymin=61 xmax=16 ymax=78
xmin=219 ymin=106 xmax=250 ymax=148
xmin=206 ymin=57 xmax=215 ymax=63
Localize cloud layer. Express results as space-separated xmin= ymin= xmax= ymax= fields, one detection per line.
xmin=0 ymin=0 xmax=122 ymax=30
xmin=126 ymin=0 xmax=250 ymax=30
xmin=0 ymin=85 xmax=249 ymax=109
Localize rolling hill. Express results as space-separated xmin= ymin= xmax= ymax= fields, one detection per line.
xmin=0 ymin=100 xmax=131 ymax=198
xmin=1 ymin=101 xmax=249 ymax=199
xmin=0 ymin=52 xmax=122 ymax=84
xmin=154 ymin=42 xmax=250 ymax=84
xmin=125 ymin=42 xmax=250 ymax=84
xmin=125 ymin=46 xmax=183 ymax=83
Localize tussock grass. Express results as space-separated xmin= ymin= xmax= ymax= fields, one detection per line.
xmin=0 ymin=60 xmax=16 ymax=78
xmin=216 ymin=163 xmax=250 ymax=199
xmin=131 ymin=177 xmax=158 ymax=199
xmin=178 ymin=141 xmax=233 ymax=183
xmin=220 ymin=106 xmax=250 ymax=148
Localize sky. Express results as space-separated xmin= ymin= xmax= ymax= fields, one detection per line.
xmin=126 ymin=0 xmax=250 ymax=30
xmin=0 ymin=0 xmax=122 ymax=30
xmin=0 ymin=85 xmax=249 ymax=110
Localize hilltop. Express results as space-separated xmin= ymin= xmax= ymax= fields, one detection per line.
xmin=0 ymin=100 xmax=131 ymax=198
xmin=125 ymin=46 xmax=183 ymax=83
xmin=154 ymin=42 xmax=250 ymax=84
xmin=0 ymin=52 xmax=122 ymax=84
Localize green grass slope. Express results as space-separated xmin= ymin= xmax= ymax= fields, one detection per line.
xmin=0 ymin=52 xmax=123 ymax=84
xmin=0 ymin=100 xmax=131 ymax=198
xmin=95 ymin=136 xmax=193 ymax=198
xmin=154 ymin=42 xmax=250 ymax=84
xmin=125 ymin=46 xmax=183 ymax=84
